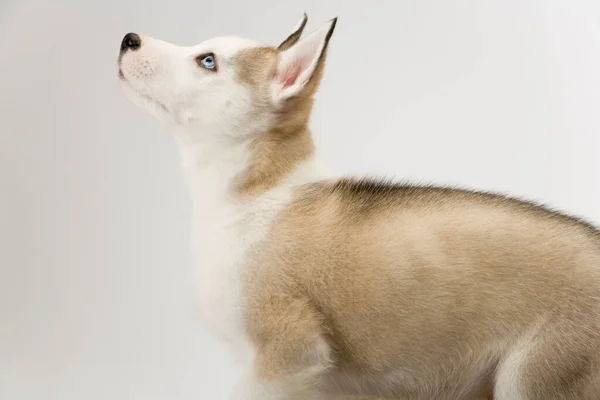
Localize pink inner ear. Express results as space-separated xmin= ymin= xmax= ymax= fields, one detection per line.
xmin=278 ymin=56 xmax=309 ymax=89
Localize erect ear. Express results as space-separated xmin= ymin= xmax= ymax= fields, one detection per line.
xmin=277 ymin=13 xmax=308 ymax=51
xmin=271 ymin=17 xmax=337 ymax=104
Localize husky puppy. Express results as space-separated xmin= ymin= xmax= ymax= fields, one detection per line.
xmin=118 ymin=14 xmax=600 ymax=400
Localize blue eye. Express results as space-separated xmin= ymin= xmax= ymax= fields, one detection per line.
xmin=199 ymin=54 xmax=216 ymax=70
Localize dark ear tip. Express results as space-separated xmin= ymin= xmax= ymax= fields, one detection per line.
xmin=277 ymin=12 xmax=310 ymax=51
xmin=330 ymin=17 xmax=338 ymax=32
xmin=327 ymin=17 xmax=338 ymax=39
xmin=300 ymin=12 xmax=308 ymax=28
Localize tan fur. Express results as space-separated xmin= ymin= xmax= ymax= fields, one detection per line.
xmin=241 ymin=181 xmax=600 ymax=399
xmin=222 ymin=21 xmax=600 ymax=399
xmin=232 ymin=47 xmax=317 ymax=197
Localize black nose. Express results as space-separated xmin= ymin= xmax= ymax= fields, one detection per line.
xmin=121 ymin=33 xmax=141 ymax=52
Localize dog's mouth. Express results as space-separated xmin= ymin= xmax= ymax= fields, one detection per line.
xmin=118 ymin=70 xmax=169 ymax=114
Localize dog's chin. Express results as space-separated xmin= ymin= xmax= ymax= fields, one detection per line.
xmin=119 ymin=73 xmax=170 ymax=119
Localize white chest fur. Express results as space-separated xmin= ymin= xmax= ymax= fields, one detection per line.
xmin=191 ymin=196 xmax=259 ymax=359
xmin=180 ymin=148 xmax=323 ymax=361
xmin=192 ymin=192 xmax=292 ymax=358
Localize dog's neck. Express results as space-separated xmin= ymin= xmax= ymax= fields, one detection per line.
xmin=173 ymin=123 xmax=323 ymax=219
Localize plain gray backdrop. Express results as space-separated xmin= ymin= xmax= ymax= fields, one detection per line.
xmin=1 ymin=0 xmax=600 ymax=399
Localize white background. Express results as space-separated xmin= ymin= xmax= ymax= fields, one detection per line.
xmin=1 ymin=1 xmax=600 ymax=399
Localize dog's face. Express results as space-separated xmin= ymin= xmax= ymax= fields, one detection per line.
xmin=118 ymin=14 xmax=336 ymax=140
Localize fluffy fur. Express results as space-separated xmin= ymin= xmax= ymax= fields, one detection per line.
xmin=118 ymin=14 xmax=600 ymax=400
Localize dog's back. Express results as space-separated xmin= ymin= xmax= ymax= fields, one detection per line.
xmin=244 ymin=179 xmax=600 ymax=399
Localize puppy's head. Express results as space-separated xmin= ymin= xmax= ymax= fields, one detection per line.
xmin=118 ymin=14 xmax=337 ymax=140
